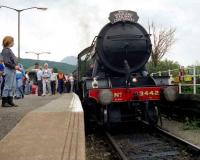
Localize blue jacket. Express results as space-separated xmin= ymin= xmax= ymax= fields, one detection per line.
xmin=0 ymin=63 xmax=4 ymax=72
xmin=16 ymin=63 xmax=25 ymax=80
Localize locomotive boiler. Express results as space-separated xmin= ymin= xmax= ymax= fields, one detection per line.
xmin=77 ymin=10 xmax=161 ymax=127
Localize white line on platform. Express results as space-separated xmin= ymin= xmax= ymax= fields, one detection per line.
xmin=69 ymin=93 xmax=83 ymax=112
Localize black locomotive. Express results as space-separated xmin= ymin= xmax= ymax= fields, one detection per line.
xmin=76 ymin=10 xmax=161 ymax=127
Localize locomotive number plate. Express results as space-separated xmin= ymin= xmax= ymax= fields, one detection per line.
xmin=139 ymin=90 xmax=159 ymax=96
xmin=88 ymin=87 xmax=161 ymax=103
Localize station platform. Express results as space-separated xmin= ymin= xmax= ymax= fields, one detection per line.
xmin=0 ymin=93 xmax=85 ymax=160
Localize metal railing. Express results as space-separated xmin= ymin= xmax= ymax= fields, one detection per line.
xmin=151 ymin=68 xmax=179 ymax=77
xmin=151 ymin=66 xmax=200 ymax=94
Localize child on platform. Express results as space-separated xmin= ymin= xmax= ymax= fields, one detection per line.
xmin=15 ymin=63 xmax=25 ymax=99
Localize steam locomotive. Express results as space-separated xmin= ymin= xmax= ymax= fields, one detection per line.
xmin=76 ymin=10 xmax=161 ymax=127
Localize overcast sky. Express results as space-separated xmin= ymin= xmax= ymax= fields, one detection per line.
xmin=0 ymin=0 xmax=200 ymax=66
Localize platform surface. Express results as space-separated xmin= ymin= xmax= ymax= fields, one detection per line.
xmin=0 ymin=93 xmax=85 ymax=160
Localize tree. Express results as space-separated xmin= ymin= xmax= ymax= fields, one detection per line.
xmin=53 ymin=67 xmax=58 ymax=73
xmin=148 ymin=22 xmax=176 ymax=67
xmin=146 ymin=59 xmax=179 ymax=75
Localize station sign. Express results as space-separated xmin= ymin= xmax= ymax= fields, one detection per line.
xmin=109 ymin=10 xmax=139 ymax=24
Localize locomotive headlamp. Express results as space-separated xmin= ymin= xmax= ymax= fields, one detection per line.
xmin=99 ymin=89 xmax=113 ymax=105
xmin=92 ymin=77 xmax=98 ymax=88
xmin=132 ymin=77 xmax=137 ymax=83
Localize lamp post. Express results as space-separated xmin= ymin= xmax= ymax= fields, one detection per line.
xmin=25 ymin=51 xmax=51 ymax=60
xmin=0 ymin=5 xmax=47 ymax=59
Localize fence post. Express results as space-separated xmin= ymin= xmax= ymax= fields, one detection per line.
xmin=168 ymin=69 xmax=172 ymax=85
xmin=159 ymin=71 xmax=161 ymax=76
xmin=193 ymin=66 xmax=196 ymax=94
xmin=168 ymin=69 xmax=171 ymax=76
xmin=179 ymin=83 xmax=182 ymax=94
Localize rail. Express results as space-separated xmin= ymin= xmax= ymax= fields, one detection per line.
xmin=156 ymin=126 xmax=200 ymax=152
xmin=105 ymin=122 xmax=200 ymax=159
xmin=142 ymin=121 xmax=200 ymax=154
xmin=105 ymin=131 xmax=128 ymax=160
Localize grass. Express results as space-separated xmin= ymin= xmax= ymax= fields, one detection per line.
xmin=181 ymin=86 xmax=200 ymax=94
xmin=183 ymin=117 xmax=200 ymax=130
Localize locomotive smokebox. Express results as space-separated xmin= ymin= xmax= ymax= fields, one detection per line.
xmin=96 ymin=10 xmax=152 ymax=74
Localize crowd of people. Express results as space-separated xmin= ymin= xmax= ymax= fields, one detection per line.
xmin=34 ymin=62 xmax=75 ymax=96
xmin=0 ymin=36 xmax=75 ymax=107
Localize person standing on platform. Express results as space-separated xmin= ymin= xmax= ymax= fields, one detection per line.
xmin=63 ymin=74 xmax=70 ymax=93
xmin=34 ymin=62 xmax=43 ymax=96
xmin=24 ymin=71 xmax=31 ymax=95
xmin=57 ymin=71 xmax=65 ymax=94
xmin=42 ymin=63 xmax=52 ymax=96
xmin=50 ymin=68 xmax=57 ymax=95
xmin=1 ymin=36 xmax=19 ymax=107
xmin=15 ymin=63 xmax=25 ymax=99
xmin=37 ymin=67 xmax=43 ymax=96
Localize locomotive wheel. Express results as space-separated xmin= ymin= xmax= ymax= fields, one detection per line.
xmin=145 ymin=102 xmax=159 ymax=126
xmin=101 ymin=105 xmax=112 ymax=130
xmin=103 ymin=107 xmax=108 ymax=124
xmin=99 ymin=106 xmax=108 ymax=126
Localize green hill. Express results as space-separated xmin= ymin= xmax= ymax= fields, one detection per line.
xmin=19 ymin=58 xmax=76 ymax=74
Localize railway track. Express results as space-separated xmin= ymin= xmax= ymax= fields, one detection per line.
xmin=105 ymin=123 xmax=200 ymax=160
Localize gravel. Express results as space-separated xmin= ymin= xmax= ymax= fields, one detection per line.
xmin=0 ymin=94 xmax=60 ymax=140
xmin=86 ymin=127 xmax=120 ymax=160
